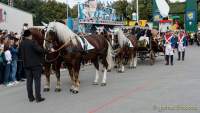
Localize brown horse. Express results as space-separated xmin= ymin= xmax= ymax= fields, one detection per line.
xmin=28 ymin=27 xmax=63 ymax=92
xmin=44 ymin=22 xmax=113 ymax=94
xmin=108 ymin=28 xmax=138 ymax=72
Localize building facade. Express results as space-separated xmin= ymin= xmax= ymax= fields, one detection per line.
xmin=0 ymin=2 xmax=33 ymax=34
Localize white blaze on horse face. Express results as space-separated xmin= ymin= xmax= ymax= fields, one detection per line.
xmin=94 ymin=69 xmax=100 ymax=83
xmin=102 ymin=68 xmax=107 ymax=84
xmin=47 ymin=22 xmax=78 ymax=46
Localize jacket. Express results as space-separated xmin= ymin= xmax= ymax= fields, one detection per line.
xmin=19 ymin=39 xmax=45 ymax=68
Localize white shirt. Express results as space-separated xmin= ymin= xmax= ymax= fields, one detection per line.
xmin=4 ymin=50 xmax=12 ymax=64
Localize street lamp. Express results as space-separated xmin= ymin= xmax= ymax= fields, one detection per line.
xmin=66 ymin=0 xmax=69 ymax=19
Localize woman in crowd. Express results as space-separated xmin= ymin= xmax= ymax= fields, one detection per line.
xmin=10 ymin=35 xmax=19 ymax=85
xmin=3 ymin=39 xmax=13 ymax=87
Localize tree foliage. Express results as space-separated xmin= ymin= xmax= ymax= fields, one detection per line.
xmin=0 ymin=0 xmax=199 ymax=25
xmin=0 ymin=0 xmax=71 ymax=25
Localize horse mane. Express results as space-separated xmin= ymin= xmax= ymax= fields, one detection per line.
xmin=46 ymin=22 xmax=78 ymax=46
xmin=117 ymin=29 xmax=130 ymax=48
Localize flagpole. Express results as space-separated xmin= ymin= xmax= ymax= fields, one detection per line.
xmin=67 ymin=0 xmax=69 ymax=19
xmin=136 ymin=0 xmax=139 ymax=22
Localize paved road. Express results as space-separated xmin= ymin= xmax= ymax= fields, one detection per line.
xmin=0 ymin=46 xmax=200 ymax=113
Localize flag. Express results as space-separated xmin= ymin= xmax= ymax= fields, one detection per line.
xmin=155 ymin=0 xmax=170 ymax=17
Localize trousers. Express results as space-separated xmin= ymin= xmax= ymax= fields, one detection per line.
xmin=25 ymin=66 xmax=42 ymax=100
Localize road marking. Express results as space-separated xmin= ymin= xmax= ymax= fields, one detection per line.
xmin=88 ymin=80 xmax=154 ymax=113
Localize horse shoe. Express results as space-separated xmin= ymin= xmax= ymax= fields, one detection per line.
xmin=101 ymin=83 xmax=107 ymax=86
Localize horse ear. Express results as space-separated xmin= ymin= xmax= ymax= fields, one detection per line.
xmin=41 ymin=22 xmax=48 ymax=27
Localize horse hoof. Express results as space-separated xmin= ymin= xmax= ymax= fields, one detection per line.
xmin=114 ymin=66 xmax=118 ymax=68
xmin=72 ymin=90 xmax=79 ymax=94
xmin=70 ymin=88 xmax=73 ymax=92
xmin=107 ymin=69 xmax=111 ymax=72
xmin=118 ymin=70 xmax=123 ymax=73
xmin=92 ymin=82 xmax=99 ymax=85
xmin=55 ymin=88 xmax=61 ymax=92
xmin=101 ymin=83 xmax=107 ymax=86
xmin=43 ymin=88 xmax=50 ymax=92
xmin=129 ymin=66 xmax=134 ymax=69
xmin=133 ymin=66 xmax=136 ymax=69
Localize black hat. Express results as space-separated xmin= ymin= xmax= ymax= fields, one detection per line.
xmin=23 ymin=30 xmax=31 ymax=37
xmin=8 ymin=34 xmax=15 ymax=40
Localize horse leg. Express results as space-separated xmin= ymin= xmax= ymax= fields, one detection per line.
xmin=101 ymin=58 xmax=108 ymax=86
xmin=129 ymin=55 xmax=134 ymax=69
xmin=133 ymin=52 xmax=138 ymax=68
xmin=118 ymin=60 xmax=124 ymax=73
xmin=93 ymin=60 xmax=100 ymax=85
xmin=106 ymin=43 xmax=113 ymax=72
xmin=68 ymin=66 xmax=76 ymax=92
xmin=55 ymin=61 xmax=62 ymax=92
xmin=72 ymin=67 xmax=80 ymax=94
xmin=44 ymin=64 xmax=51 ymax=92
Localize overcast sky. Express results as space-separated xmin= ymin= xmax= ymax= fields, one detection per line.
xmin=56 ymin=0 xmax=186 ymax=8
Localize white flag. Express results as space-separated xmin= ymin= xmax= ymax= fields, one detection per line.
xmin=155 ymin=0 xmax=170 ymax=17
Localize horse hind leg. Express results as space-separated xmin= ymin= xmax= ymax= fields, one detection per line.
xmin=55 ymin=61 xmax=62 ymax=92
xmin=118 ymin=60 xmax=124 ymax=73
xmin=44 ymin=64 xmax=51 ymax=92
xmin=101 ymin=68 xmax=107 ymax=86
xmin=101 ymin=58 xmax=108 ymax=86
xmin=93 ymin=60 xmax=100 ymax=85
xmin=133 ymin=53 xmax=138 ymax=68
xmin=73 ymin=72 xmax=80 ymax=94
xmin=129 ymin=55 xmax=134 ymax=69
xmin=68 ymin=66 xmax=76 ymax=93
xmin=55 ymin=63 xmax=62 ymax=92
xmin=106 ymin=43 xmax=113 ymax=72
xmin=72 ymin=66 xmax=81 ymax=94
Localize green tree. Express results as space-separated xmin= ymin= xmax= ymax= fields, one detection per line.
xmin=71 ymin=5 xmax=78 ymax=18
xmin=112 ymin=0 xmax=128 ymax=20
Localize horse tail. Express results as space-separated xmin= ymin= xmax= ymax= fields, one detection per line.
xmin=106 ymin=41 xmax=114 ymax=71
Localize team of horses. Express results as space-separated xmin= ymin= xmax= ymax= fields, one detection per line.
xmin=27 ymin=21 xmax=164 ymax=94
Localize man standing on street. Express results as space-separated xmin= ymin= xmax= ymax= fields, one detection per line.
xmin=177 ymin=30 xmax=187 ymax=61
xmin=164 ymin=30 xmax=176 ymax=65
xmin=19 ymin=30 xmax=46 ymax=103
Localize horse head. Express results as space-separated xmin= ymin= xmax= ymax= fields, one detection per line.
xmin=44 ymin=22 xmax=78 ymax=52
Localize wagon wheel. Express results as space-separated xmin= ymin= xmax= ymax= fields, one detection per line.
xmin=149 ymin=50 xmax=155 ymax=65
xmin=139 ymin=52 xmax=146 ymax=62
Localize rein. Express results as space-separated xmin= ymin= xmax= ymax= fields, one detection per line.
xmin=45 ymin=52 xmax=61 ymax=63
xmin=48 ymin=42 xmax=68 ymax=53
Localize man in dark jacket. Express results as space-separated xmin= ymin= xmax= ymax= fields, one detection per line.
xmin=19 ymin=30 xmax=46 ymax=103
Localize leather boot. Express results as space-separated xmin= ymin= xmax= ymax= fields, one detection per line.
xmin=170 ymin=55 xmax=174 ymax=65
xmin=165 ymin=55 xmax=169 ymax=65
xmin=182 ymin=51 xmax=185 ymax=61
xmin=178 ymin=52 xmax=181 ymax=61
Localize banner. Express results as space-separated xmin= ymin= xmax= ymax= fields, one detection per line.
xmin=185 ymin=0 xmax=197 ymax=32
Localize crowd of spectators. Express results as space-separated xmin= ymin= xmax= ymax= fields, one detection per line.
xmin=0 ymin=30 xmax=26 ymax=87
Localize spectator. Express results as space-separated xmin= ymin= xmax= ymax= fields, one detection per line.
xmin=0 ymin=38 xmax=4 ymax=84
xmin=3 ymin=40 xmax=13 ymax=87
xmin=10 ymin=35 xmax=19 ymax=85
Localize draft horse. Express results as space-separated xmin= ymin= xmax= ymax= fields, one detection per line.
xmin=109 ymin=28 xmax=138 ymax=73
xmin=44 ymin=22 xmax=113 ymax=94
